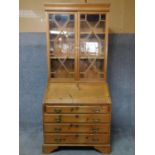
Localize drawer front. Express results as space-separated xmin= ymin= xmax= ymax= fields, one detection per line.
xmin=44 ymin=123 xmax=110 ymax=133
xmin=44 ymin=114 xmax=111 ymax=123
xmin=45 ymin=105 xmax=110 ymax=114
xmin=44 ymin=133 xmax=110 ymax=144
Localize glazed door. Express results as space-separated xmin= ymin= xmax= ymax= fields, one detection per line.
xmin=47 ymin=12 xmax=107 ymax=81
xmin=48 ymin=13 xmax=77 ymax=80
xmin=79 ymin=13 xmax=106 ymax=80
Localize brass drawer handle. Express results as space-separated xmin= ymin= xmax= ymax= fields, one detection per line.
xmin=54 ymin=109 xmax=62 ymax=113
xmin=55 ymin=118 xmax=61 ymax=123
xmin=92 ymin=128 xmax=99 ymax=133
xmin=93 ymin=119 xmax=100 ymax=123
xmin=93 ymin=108 xmax=101 ymax=113
xmin=54 ymin=127 xmax=61 ymax=132
xmin=55 ymin=116 xmax=62 ymax=123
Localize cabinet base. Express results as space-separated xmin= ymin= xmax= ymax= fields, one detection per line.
xmin=42 ymin=145 xmax=58 ymax=154
xmin=42 ymin=144 xmax=111 ymax=154
xmin=94 ymin=146 xmax=111 ymax=154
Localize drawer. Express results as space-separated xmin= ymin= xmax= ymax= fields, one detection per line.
xmin=45 ymin=105 xmax=111 ymax=114
xmin=44 ymin=114 xmax=111 ymax=123
xmin=44 ymin=123 xmax=110 ymax=133
xmin=44 ymin=133 xmax=110 ymax=144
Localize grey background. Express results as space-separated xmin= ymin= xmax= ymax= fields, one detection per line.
xmin=19 ymin=33 xmax=135 ymax=155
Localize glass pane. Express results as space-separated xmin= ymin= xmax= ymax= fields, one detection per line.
xmin=80 ymin=59 xmax=104 ymax=79
xmin=55 ymin=15 xmax=69 ymax=27
xmin=96 ymin=21 xmax=105 ymax=32
xmin=80 ymin=13 xmax=105 ymax=79
xmin=49 ymin=21 xmax=58 ymax=30
xmin=87 ymin=14 xmax=99 ymax=27
xmin=97 ymin=34 xmax=105 ymax=41
xmin=80 ymin=34 xmax=104 ymax=57
xmin=51 ymin=59 xmax=74 ymax=78
xmin=80 ymin=21 xmax=91 ymax=33
xmin=54 ymin=33 xmax=69 ymax=56
xmin=49 ymin=14 xmax=75 ymax=79
xmin=70 ymin=15 xmax=74 ymax=20
xmin=80 ymin=34 xmax=90 ymax=40
xmin=66 ymin=21 xmax=74 ymax=31
xmin=80 ymin=14 xmax=85 ymax=20
xmin=101 ymin=14 xmax=106 ymax=20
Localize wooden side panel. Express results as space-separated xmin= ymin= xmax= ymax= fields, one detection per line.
xmin=103 ymin=13 xmax=109 ymax=81
xmin=42 ymin=145 xmax=58 ymax=154
xmin=95 ymin=145 xmax=111 ymax=154
xmin=45 ymin=12 xmax=51 ymax=81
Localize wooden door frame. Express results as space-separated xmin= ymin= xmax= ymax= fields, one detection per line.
xmin=77 ymin=12 xmax=108 ymax=82
xmin=45 ymin=11 xmax=109 ymax=82
xmin=45 ymin=12 xmax=78 ymax=82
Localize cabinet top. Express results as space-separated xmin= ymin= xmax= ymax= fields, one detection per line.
xmin=44 ymin=3 xmax=110 ymax=12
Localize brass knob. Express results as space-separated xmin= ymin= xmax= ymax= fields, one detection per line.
xmin=54 ymin=109 xmax=62 ymax=113
xmin=54 ymin=127 xmax=61 ymax=132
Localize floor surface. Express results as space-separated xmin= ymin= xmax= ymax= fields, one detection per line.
xmin=19 ymin=126 xmax=134 ymax=155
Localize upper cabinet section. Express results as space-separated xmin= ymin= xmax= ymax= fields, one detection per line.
xmin=45 ymin=4 xmax=110 ymax=81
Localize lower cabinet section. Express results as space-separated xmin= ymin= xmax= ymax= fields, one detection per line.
xmin=44 ymin=133 xmax=110 ymax=144
xmin=42 ymin=103 xmax=112 ymax=154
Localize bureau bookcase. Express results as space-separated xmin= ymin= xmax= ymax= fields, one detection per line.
xmin=42 ymin=3 xmax=112 ymax=154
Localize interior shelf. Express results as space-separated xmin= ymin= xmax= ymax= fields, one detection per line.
xmin=49 ymin=28 xmax=105 ymax=34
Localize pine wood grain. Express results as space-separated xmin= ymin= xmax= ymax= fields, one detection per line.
xmin=45 ymin=105 xmax=111 ymax=114
xmin=44 ymin=133 xmax=110 ymax=144
xmin=44 ymin=113 xmax=111 ymax=123
xmin=44 ymin=123 xmax=110 ymax=133
xmin=44 ymin=82 xmax=112 ymax=104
